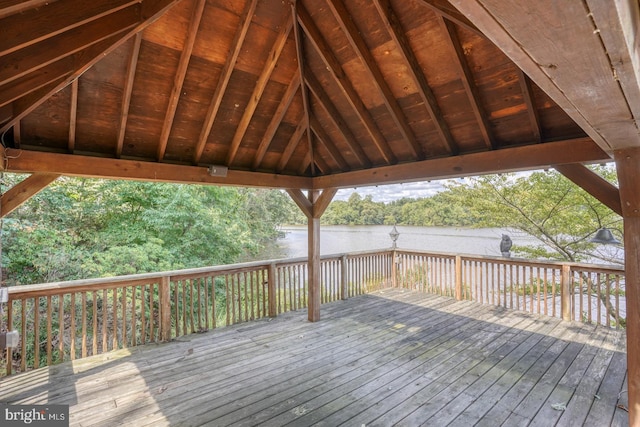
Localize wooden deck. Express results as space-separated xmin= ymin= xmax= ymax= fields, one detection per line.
xmin=0 ymin=289 xmax=629 ymax=426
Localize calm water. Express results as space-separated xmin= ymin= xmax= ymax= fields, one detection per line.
xmin=263 ymin=225 xmax=539 ymax=260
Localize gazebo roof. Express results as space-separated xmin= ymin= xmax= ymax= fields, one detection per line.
xmin=2 ymin=0 xmax=634 ymax=190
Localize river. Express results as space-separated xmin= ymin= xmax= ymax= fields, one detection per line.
xmin=257 ymin=225 xmax=539 ymax=260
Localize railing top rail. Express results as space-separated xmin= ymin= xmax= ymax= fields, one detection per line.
xmin=5 ymin=247 xmax=622 ymax=298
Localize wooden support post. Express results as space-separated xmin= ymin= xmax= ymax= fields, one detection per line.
xmin=341 ymin=255 xmax=348 ymax=300
xmin=561 ymin=264 xmax=571 ymax=321
xmin=268 ymin=263 xmax=277 ymax=317
xmin=455 ymin=255 xmax=463 ymax=300
xmin=159 ymin=276 xmax=171 ymax=342
xmin=615 ymin=147 xmax=640 ymax=426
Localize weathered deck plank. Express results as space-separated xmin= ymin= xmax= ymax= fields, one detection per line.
xmin=0 ymin=289 xmax=628 ymax=426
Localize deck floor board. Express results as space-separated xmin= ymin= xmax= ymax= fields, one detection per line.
xmin=0 ymin=289 xmax=628 ymax=426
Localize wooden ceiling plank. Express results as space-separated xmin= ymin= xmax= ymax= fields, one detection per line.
xmin=68 ymin=79 xmax=78 ymax=153
xmin=439 ymin=16 xmax=495 ymax=150
xmin=554 ymin=163 xmax=622 ymax=216
xmin=291 ymin=1 xmax=315 ymax=176
xmin=5 ymin=149 xmax=313 ymax=189
xmin=297 ymin=3 xmax=397 ymax=165
xmin=156 ymin=0 xmax=207 ymax=162
xmin=449 ymin=0 xmax=639 ymax=151
xmin=225 ymin=14 xmax=293 ymax=166
xmin=0 ymin=173 xmax=61 ymax=218
xmin=192 ymin=0 xmax=257 ymax=165
xmin=116 ymin=32 xmax=142 ymax=158
xmin=309 ymin=114 xmax=350 ymax=172
xmin=0 ymin=5 xmax=140 ymax=87
xmin=327 ymin=0 xmax=424 ymax=160
xmin=0 ymin=0 xmax=140 ymax=56
xmin=517 ymin=69 xmax=542 ymax=143
xmin=251 ymin=73 xmax=300 ymax=170
xmin=305 ymin=72 xmax=371 ymax=169
xmin=312 ymin=137 xmax=611 ymax=189
xmin=0 ymin=0 xmax=182 ymax=134
xmin=419 ymin=0 xmax=482 ymax=36
xmin=277 ymin=118 xmax=307 ymax=173
xmin=374 ymin=0 xmax=458 ymax=155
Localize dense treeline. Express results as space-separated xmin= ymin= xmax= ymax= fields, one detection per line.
xmin=1 ymin=176 xmax=298 ymax=286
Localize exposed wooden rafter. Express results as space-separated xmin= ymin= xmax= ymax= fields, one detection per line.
xmin=297 ymin=3 xmax=396 ymax=165
xmin=251 ymin=73 xmax=301 ymax=171
xmin=291 ymin=1 xmax=315 ymax=176
xmin=439 ymin=16 xmax=495 ymax=150
xmin=68 ymin=79 xmax=78 ymax=153
xmin=0 ymin=0 xmax=182 ymax=134
xmin=156 ymin=0 xmax=206 ymax=162
xmin=420 ymin=0 xmax=482 ymax=36
xmin=309 ymin=114 xmax=350 ymax=172
xmin=517 ymin=69 xmax=542 ymax=143
xmin=116 ymin=32 xmax=142 ymax=158
xmin=327 ymin=0 xmax=424 ymax=160
xmin=374 ymin=0 xmax=458 ymax=155
xmin=192 ymin=0 xmax=258 ymax=165
xmin=277 ymin=118 xmax=307 ymax=173
xmin=226 ymin=13 xmax=293 ymax=166
xmin=305 ymin=72 xmax=371 ymax=168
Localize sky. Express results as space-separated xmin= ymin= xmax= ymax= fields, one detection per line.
xmin=333 ymin=178 xmax=472 ymax=203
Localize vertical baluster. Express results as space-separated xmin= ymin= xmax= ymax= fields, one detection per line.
xmin=58 ymin=294 xmax=64 ymax=362
xmin=93 ymin=291 xmax=98 ymax=355
xmin=47 ymin=295 xmax=53 ymax=365
xmin=34 ymin=297 xmax=40 ymax=369
xmin=148 ymin=284 xmax=154 ymax=342
xmin=102 ymin=289 xmax=108 ymax=351
xmin=189 ymin=279 xmax=195 ymax=333
xmin=225 ymin=275 xmax=231 ymax=326
xmin=130 ymin=287 xmax=136 ymax=347
xmin=121 ymin=287 xmax=127 ymax=346
xmin=587 ymin=272 xmax=592 ymax=323
xmin=596 ymin=272 xmax=602 ymax=326
xmin=139 ymin=286 xmax=146 ymax=345
xmin=197 ymin=278 xmax=202 ymax=330
xmin=615 ymin=275 xmax=621 ymax=329
xmin=605 ymin=273 xmax=611 ymax=328
xmin=173 ymin=281 xmax=180 ymax=337
xmin=552 ymin=269 xmax=557 ymax=318
xmin=181 ymin=280 xmax=188 ymax=334
xmin=112 ymin=288 xmax=118 ymax=349
xmin=81 ymin=293 xmax=87 ymax=357
xmin=6 ymin=300 xmax=13 ymax=375
xmin=211 ymin=277 xmax=217 ymax=329
xmin=70 ymin=293 xmax=76 ymax=360
xmin=20 ymin=299 xmax=26 ymax=372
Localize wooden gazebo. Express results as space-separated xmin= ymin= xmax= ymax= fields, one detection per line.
xmin=1 ymin=0 xmax=639 ymax=423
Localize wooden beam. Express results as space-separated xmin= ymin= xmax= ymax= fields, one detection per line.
xmin=419 ymin=0 xmax=482 ymax=36
xmin=251 ymin=73 xmax=300 ymax=170
xmin=0 ymin=173 xmax=60 ymax=218
xmin=305 ymin=72 xmax=371 ymax=168
xmin=373 ymin=0 xmax=458 ymax=155
xmin=5 ymin=149 xmax=313 ymax=189
xmin=313 ymin=188 xmax=337 ymax=218
xmin=0 ymin=0 xmax=181 ymax=134
xmin=309 ymin=114 xmax=350 ymax=172
xmin=226 ymin=14 xmax=293 ymax=165
xmin=0 ymin=5 xmax=140 ymax=87
xmin=68 ymin=79 xmax=78 ymax=153
xmin=277 ymin=118 xmax=307 ymax=173
xmin=517 ymin=69 xmax=542 ymax=143
xmin=156 ymin=0 xmax=206 ymax=161
xmin=297 ymin=2 xmax=397 ymax=165
xmin=555 ymin=163 xmax=622 ymax=216
xmin=614 ymin=146 xmax=640 ymax=426
xmin=312 ymin=137 xmax=611 ymax=189
xmin=439 ymin=16 xmax=495 ymax=150
xmin=192 ymin=0 xmax=257 ymax=165
xmin=449 ymin=0 xmax=640 ymax=151
xmin=286 ymin=189 xmax=312 ymax=218
xmin=0 ymin=1 xmax=52 ymax=20
xmin=116 ymin=33 xmax=142 ymax=158
xmin=327 ymin=0 xmax=424 ymax=160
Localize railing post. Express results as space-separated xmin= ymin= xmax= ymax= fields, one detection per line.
xmin=159 ymin=276 xmax=171 ymax=341
xmin=455 ymin=255 xmax=463 ymax=300
xmin=341 ymin=255 xmax=349 ymax=300
xmin=561 ymin=264 xmax=571 ymax=321
xmin=268 ymin=263 xmax=277 ymax=317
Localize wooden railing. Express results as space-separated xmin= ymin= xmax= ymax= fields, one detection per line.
xmin=1 ymin=249 xmax=624 ymax=376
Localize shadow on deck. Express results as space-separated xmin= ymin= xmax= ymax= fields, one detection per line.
xmin=0 ymin=289 xmax=629 ymax=426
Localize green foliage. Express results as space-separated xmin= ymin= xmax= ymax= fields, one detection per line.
xmin=1 ymin=176 xmax=291 ymax=285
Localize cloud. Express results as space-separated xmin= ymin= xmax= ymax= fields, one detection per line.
xmin=334 ymin=179 xmax=464 ymax=203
